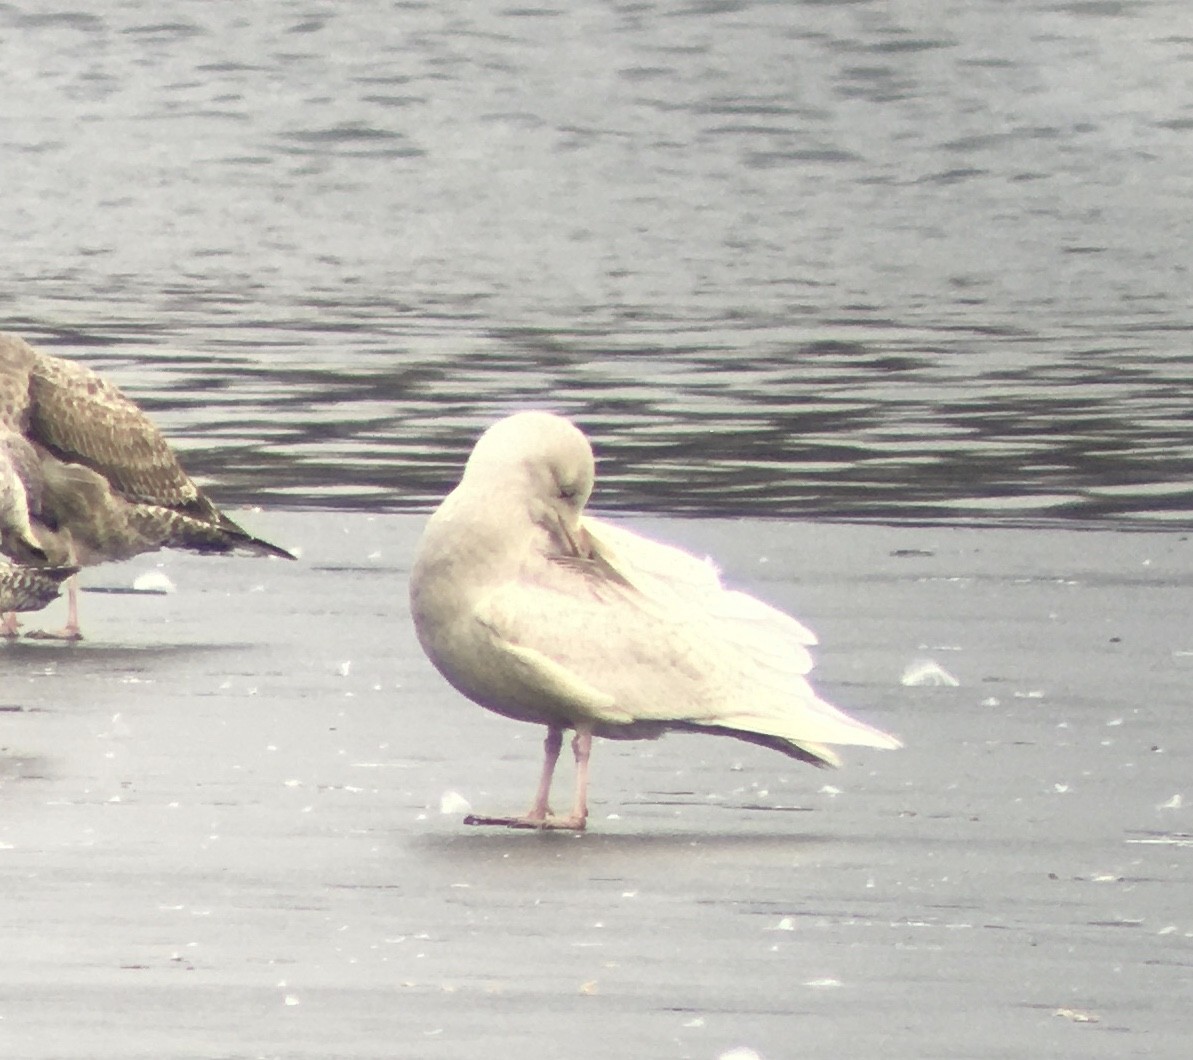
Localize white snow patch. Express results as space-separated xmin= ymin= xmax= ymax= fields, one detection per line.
xmin=901 ymin=660 xmax=959 ymax=687
xmin=133 ymin=570 xmax=175 ymax=593
xmin=439 ymin=790 xmax=472 ymax=815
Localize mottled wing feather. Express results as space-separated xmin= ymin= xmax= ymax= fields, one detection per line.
xmin=0 ymin=333 xmax=292 ymax=569
xmin=0 ymin=562 xmax=76 ymax=613
xmin=1 ymin=423 xmax=50 ymax=562
xmin=27 ymin=350 xmax=209 ymax=512
xmin=0 ymin=333 xmax=36 ymax=434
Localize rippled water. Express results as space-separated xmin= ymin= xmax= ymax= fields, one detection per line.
xmin=3 ymin=1 xmax=1191 ymax=525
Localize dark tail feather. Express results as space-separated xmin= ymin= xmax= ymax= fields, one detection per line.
xmin=1 ymin=564 xmax=79 ymax=613
xmin=215 ymin=514 xmax=296 ymax=560
xmin=222 ymin=526 xmax=297 ymax=560
xmin=40 ymin=564 xmax=80 ymax=585
xmin=673 ymin=723 xmax=838 ymax=768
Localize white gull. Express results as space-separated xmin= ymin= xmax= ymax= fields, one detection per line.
xmin=409 ymin=411 xmax=901 ymax=831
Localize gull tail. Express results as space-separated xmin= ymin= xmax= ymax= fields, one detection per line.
xmin=220 ymin=523 xmax=297 ymax=560
xmin=683 ymin=693 xmax=902 ymax=769
xmin=0 ymin=563 xmax=79 ymax=613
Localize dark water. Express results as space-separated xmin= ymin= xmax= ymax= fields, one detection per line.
xmin=3 ymin=1 xmax=1192 ymax=525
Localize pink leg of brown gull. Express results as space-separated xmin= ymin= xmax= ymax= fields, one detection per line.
xmin=25 ymin=573 xmax=83 ymax=641
xmin=464 ymin=723 xmax=592 ymax=831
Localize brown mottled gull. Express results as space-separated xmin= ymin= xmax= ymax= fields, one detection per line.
xmin=0 ymin=562 xmax=77 ymax=620
xmin=409 ymin=411 xmax=901 ymax=831
xmin=0 ymin=333 xmax=294 ymax=638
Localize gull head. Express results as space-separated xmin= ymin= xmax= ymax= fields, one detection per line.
xmin=461 ymin=411 xmax=595 ymax=547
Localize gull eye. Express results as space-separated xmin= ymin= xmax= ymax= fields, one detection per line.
xmin=558 ymin=485 xmax=577 ymax=501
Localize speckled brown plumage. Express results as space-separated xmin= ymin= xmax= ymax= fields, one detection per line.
xmin=0 ymin=430 xmax=46 ymax=564
xmin=0 ymin=562 xmax=76 ymax=614
xmin=0 ymin=332 xmax=292 ymax=634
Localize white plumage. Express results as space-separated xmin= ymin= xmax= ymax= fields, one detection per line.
xmin=410 ymin=410 xmax=900 ymax=830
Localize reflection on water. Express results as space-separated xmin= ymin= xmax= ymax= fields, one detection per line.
xmin=24 ymin=319 xmax=1193 ymax=527
xmin=3 ymin=1 xmax=1192 ymax=527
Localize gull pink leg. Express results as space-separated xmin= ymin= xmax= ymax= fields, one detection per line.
xmin=465 ymin=724 xmax=566 ymax=829
xmin=464 ymin=724 xmax=591 ymax=831
xmin=27 ymin=573 xmax=83 ymax=641
xmin=555 ymin=724 xmax=592 ymax=831
xmin=526 ymin=726 xmax=563 ymax=821
xmin=62 ymin=574 xmax=82 ymax=638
